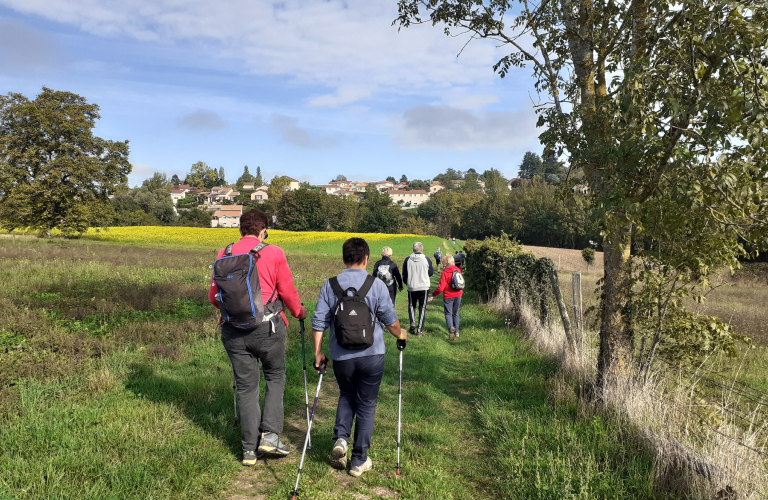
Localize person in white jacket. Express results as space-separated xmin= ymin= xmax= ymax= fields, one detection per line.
xmin=402 ymin=242 xmax=434 ymax=336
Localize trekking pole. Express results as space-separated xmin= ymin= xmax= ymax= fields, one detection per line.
xmin=232 ymin=369 xmax=239 ymax=424
xmin=299 ymin=309 xmax=311 ymax=450
xmin=396 ymin=336 xmax=406 ymax=476
xmin=290 ymin=360 xmax=328 ymax=500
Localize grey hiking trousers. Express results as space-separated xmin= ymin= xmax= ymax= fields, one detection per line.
xmin=221 ymin=318 xmax=286 ymax=451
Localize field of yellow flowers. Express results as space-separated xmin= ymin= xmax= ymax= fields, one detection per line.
xmin=78 ymin=227 xmax=459 ymax=256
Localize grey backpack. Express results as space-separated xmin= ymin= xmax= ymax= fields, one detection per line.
xmin=376 ymin=264 xmax=395 ymax=287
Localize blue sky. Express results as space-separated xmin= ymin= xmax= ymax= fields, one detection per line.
xmin=0 ymin=1 xmax=544 ymax=187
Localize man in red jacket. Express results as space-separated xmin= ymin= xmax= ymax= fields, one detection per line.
xmin=427 ymin=255 xmax=463 ymax=341
xmin=209 ymin=209 xmax=307 ymax=466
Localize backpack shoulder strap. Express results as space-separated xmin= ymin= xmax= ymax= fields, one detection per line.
xmin=249 ymin=242 xmax=268 ymax=255
xmin=224 ymin=243 xmax=234 ymax=256
xmin=329 ymin=276 xmax=345 ymax=300
xmin=356 ymin=275 xmax=376 ymax=299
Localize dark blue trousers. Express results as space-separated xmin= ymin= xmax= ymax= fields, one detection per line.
xmin=332 ymin=354 xmax=385 ymax=466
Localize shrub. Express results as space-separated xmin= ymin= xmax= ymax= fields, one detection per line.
xmin=464 ymin=233 xmax=555 ymax=322
xmin=581 ymin=247 xmax=596 ymax=270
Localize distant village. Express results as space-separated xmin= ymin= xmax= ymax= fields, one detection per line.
xmin=170 ymin=177 xmax=509 ymax=228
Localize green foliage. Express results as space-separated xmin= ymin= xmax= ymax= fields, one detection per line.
xmin=450 ymin=180 xmax=601 ymax=248
xmin=267 ymin=175 xmax=291 ymax=204
xmin=386 ymin=176 xmax=396 ymax=182
xmin=480 ymin=168 xmax=507 ymax=194
xmin=518 ymin=152 xmax=542 ymax=180
xmin=358 ymin=185 xmax=402 ymax=233
xmin=432 ymin=168 xmax=462 ymax=186
xmin=0 ymin=87 xmax=131 ymax=235
xmin=582 ymin=247 xmax=596 ymax=266
xmin=110 ymin=178 xmax=176 ymax=225
xmin=177 ymin=208 xmax=212 ymax=228
xmin=463 ymin=234 xmax=555 ymax=320
xmin=236 ymin=165 xmax=254 ymax=190
xmin=254 ymin=166 xmax=263 ymax=187
xmin=647 ymin=309 xmax=749 ymax=367
xmin=276 ymin=189 xmax=325 ymax=231
xmin=184 ymin=161 xmax=221 ymax=189
xmin=141 ymin=172 xmax=171 ymax=193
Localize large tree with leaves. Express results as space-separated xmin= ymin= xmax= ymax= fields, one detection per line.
xmin=0 ymin=88 xmax=131 ymax=235
xmin=184 ymin=161 xmax=220 ymax=189
xmin=396 ymin=0 xmax=768 ymax=392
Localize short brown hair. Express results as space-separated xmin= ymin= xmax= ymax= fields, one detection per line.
xmin=342 ymin=237 xmax=370 ymax=265
xmin=240 ymin=209 xmax=269 ymax=236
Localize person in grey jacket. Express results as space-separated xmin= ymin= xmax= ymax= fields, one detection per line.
xmin=402 ymin=241 xmax=434 ymax=336
xmin=312 ymin=237 xmax=407 ymax=477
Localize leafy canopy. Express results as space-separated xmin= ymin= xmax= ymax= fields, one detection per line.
xmin=0 ymin=87 xmax=131 ymax=235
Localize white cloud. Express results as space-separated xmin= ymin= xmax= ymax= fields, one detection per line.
xmin=308 ymin=84 xmax=377 ymax=107
xmin=0 ymin=0 xmax=507 ymax=105
xmin=177 ymin=110 xmax=227 ymax=132
xmin=396 ymin=104 xmax=540 ymax=150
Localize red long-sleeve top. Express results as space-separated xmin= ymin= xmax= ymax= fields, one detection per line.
xmin=208 ymin=236 xmax=302 ymax=326
xmin=432 ymin=265 xmax=464 ymax=299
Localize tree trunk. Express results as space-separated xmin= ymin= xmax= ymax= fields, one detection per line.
xmin=596 ymin=212 xmax=633 ymax=393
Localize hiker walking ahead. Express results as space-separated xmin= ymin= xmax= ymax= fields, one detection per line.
xmin=372 ymin=246 xmax=403 ymax=305
xmin=403 ymin=241 xmax=434 ymax=336
xmin=209 ymin=209 xmax=308 ymax=466
xmin=453 ymin=250 xmax=465 ymax=271
xmin=433 ymin=248 xmax=442 ymax=270
xmin=311 ymin=237 xmax=408 ymax=477
xmin=428 ymin=255 xmax=464 ymax=341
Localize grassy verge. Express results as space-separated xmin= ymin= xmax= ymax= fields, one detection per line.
xmin=1 ymin=237 xmax=662 ymax=499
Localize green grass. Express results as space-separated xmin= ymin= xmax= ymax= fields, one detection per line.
xmin=0 ymin=237 xmax=664 ymax=499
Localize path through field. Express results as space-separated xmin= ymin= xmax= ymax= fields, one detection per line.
xmin=0 ymin=239 xmax=662 ymax=500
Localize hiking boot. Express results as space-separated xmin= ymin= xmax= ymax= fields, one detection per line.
xmin=409 ymin=324 xmax=416 ymax=335
xmin=330 ymin=438 xmax=348 ymax=470
xmin=449 ymin=327 xmax=455 ymax=341
xmin=257 ymin=432 xmax=290 ymax=457
xmin=455 ymin=331 xmax=459 ymax=338
xmin=349 ymin=457 xmax=372 ymax=477
xmin=242 ymin=450 xmax=257 ymax=466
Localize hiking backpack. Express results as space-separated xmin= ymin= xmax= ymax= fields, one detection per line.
xmin=451 ymin=269 xmax=465 ymax=290
xmin=329 ymin=275 xmax=376 ymax=350
xmin=434 ymin=250 xmax=442 ymax=259
xmin=376 ymin=264 xmax=395 ymax=287
xmin=212 ymin=242 xmax=283 ymax=329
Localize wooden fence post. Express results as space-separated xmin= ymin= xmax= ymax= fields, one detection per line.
xmin=572 ymin=273 xmax=583 ymax=346
xmin=548 ymin=270 xmax=575 ymax=350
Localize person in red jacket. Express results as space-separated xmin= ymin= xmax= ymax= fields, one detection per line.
xmin=427 ymin=255 xmax=463 ymax=341
xmin=209 ymin=209 xmax=307 ymax=466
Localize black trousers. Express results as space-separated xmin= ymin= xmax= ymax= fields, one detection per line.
xmin=332 ymin=354 xmax=385 ymax=467
xmin=387 ymin=284 xmax=397 ymax=305
xmin=407 ymin=290 xmax=428 ymax=333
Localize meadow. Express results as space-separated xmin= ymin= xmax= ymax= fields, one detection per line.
xmin=0 ymin=231 xmax=670 ymax=500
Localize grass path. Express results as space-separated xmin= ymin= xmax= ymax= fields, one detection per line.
xmin=0 ymin=241 xmax=665 ymax=499
xmin=216 ymin=273 xmax=664 ymax=500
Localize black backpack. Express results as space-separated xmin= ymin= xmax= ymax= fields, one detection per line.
xmin=213 ymin=242 xmax=283 ymax=329
xmin=329 ymin=275 xmax=376 ymax=350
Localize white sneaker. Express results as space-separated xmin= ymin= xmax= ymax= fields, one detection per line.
xmin=349 ymin=457 xmax=372 ymax=477
xmin=330 ymin=438 xmax=348 ymax=470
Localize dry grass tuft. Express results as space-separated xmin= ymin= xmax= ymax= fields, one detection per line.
xmin=488 ymin=296 xmax=768 ymax=499
xmin=86 ymin=363 xmax=117 ymax=394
